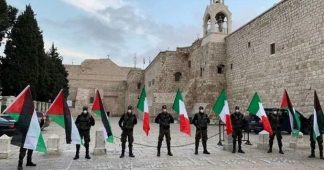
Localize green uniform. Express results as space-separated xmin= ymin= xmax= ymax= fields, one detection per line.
xmin=155 ymin=112 xmax=174 ymax=156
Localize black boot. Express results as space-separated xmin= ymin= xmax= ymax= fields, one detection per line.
xmin=279 ymin=148 xmax=284 ymax=154
xmin=320 ymin=150 xmax=323 ymax=159
xmin=167 ymin=142 xmax=173 ymax=156
xmin=267 ymin=147 xmax=272 ymax=153
xmin=17 ymin=160 xmax=23 ymax=170
xmin=308 ymin=149 xmax=315 ymax=158
xmin=85 ymin=143 xmax=91 ymax=159
xmin=194 ymin=140 xmax=199 ymax=155
xmin=26 ymin=150 xmax=36 ymax=166
xmin=120 ymin=142 xmax=125 ymax=158
xmin=157 ymin=141 xmax=162 ymax=157
xmin=232 ymin=140 xmax=236 ymax=153
xmin=319 ymin=143 xmax=323 ymax=159
xmin=202 ymin=141 xmax=210 ymax=154
xmin=129 ymin=145 xmax=135 ymax=158
xmin=238 ymin=142 xmax=245 ymax=154
xmin=278 ymin=139 xmax=284 ymax=154
xmin=74 ymin=144 xmax=80 ymax=160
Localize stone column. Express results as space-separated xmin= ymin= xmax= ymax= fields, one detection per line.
xmin=210 ymin=19 xmax=217 ymax=33
xmin=93 ymin=130 xmax=106 ymax=155
xmin=46 ymin=134 xmax=60 ymax=155
xmin=223 ymin=134 xmax=233 ymax=151
xmin=257 ymin=130 xmax=269 ymax=150
xmin=0 ymin=135 xmax=11 ymax=159
xmin=289 ymin=131 xmax=304 ymax=149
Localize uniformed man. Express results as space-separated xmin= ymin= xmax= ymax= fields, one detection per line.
xmin=192 ymin=106 xmax=210 ymax=155
xmin=155 ymin=105 xmax=174 ymax=157
xmin=119 ymin=105 xmax=137 ymax=158
xmin=74 ymin=106 xmax=95 ymax=160
xmin=268 ymin=109 xmax=284 ymax=154
xmin=308 ymin=114 xmax=324 ymax=159
xmin=231 ymin=106 xmax=245 ymax=153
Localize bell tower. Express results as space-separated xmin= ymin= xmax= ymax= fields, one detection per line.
xmin=202 ymin=0 xmax=232 ymax=45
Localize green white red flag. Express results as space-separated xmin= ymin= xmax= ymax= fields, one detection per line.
xmin=212 ymin=89 xmax=233 ymax=135
xmin=92 ymin=90 xmax=114 ymax=143
xmin=137 ymin=86 xmax=150 ymax=136
xmin=280 ymin=90 xmax=301 ymax=132
xmin=247 ymin=93 xmax=273 ymax=135
xmin=313 ymin=91 xmax=324 ymax=141
xmin=2 ymin=85 xmax=47 ymax=153
xmin=172 ymin=89 xmax=191 ymax=136
xmin=46 ymin=90 xmax=81 ymax=144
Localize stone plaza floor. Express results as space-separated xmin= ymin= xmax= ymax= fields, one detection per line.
xmin=0 ymin=117 xmax=323 ymax=170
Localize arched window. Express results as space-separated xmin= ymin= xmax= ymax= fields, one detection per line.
xmin=174 ymin=72 xmax=182 ymax=82
xmin=216 ymin=12 xmax=228 ymax=33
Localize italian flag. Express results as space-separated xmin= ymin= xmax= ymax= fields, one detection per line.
xmin=2 ymin=85 xmax=47 ymax=153
xmin=46 ymin=90 xmax=81 ymax=144
xmin=92 ymin=90 xmax=114 ymax=143
xmin=247 ymin=93 xmax=273 ymax=135
xmin=172 ymin=89 xmax=191 ymax=136
xmin=212 ymin=89 xmax=233 ymax=135
xmin=137 ymin=86 xmax=150 ymax=136
xmin=313 ymin=91 xmax=324 ymax=141
xmin=280 ymin=90 xmax=301 ymax=132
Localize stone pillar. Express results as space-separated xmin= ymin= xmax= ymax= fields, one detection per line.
xmin=210 ymin=19 xmax=217 ymax=33
xmin=46 ymin=134 xmax=60 ymax=155
xmin=37 ymin=102 xmax=42 ymax=112
xmin=289 ymin=131 xmax=304 ymax=149
xmin=93 ymin=130 xmax=106 ymax=155
xmin=257 ymin=130 xmax=269 ymax=150
xmin=223 ymin=134 xmax=233 ymax=151
xmin=0 ymin=135 xmax=11 ymax=159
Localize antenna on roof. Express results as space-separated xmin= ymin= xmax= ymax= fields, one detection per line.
xmin=134 ymin=53 xmax=137 ymax=68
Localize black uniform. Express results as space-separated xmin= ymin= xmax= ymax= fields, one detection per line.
xmin=268 ymin=111 xmax=284 ymax=154
xmin=119 ymin=112 xmax=137 ymax=158
xmin=74 ymin=112 xmax=95 ymax=159
xmin=308 ymin=114 xmax=324 ymax=159
xmin=193 ymin=112 xmax=210 ymax=154
xmin=231 ymin=111 xmax=245 ymax=153
xmin=155 ymin=112 xmax=174 ymax=156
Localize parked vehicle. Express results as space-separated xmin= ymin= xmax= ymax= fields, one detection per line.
xmin=0 ymin=115 xmax=16 ymax=137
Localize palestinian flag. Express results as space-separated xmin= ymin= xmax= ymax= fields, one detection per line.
xmin=247 ymin=93 xmax=273 ymax=135
xmin=46 ymin=90 xmax=81 ymax=144
xmin=2 ymin=86 xmax=47 ymax=153
xmin=313 ymin=91 xmax=324 ymax=141
xmin=92 ymin=90 xmax=114 ymax=143
xmin=137 ymin=86 xmax=150 ymax=136
xmin=212 ymin=89 xmax=233 ymax=135
xmin=172 ymin=89 xmax=191 ymax=136
xmin=280 ymin=90 xmax=301 ymax=132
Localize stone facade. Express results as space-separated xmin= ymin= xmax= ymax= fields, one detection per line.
xmin=65 ymin=0 xmax=324 ymax=118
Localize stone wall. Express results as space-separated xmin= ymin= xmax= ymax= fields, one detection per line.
xmin=225 ymin=0 xmax=324 ymax=115
xmin=125 ymin=69 xmax=145 ymax=115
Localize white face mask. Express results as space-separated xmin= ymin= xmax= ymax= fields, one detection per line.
xmin=235 ymin=110 xmax=239 ymax=113
xmin=199 ymin=109 xmax=204 ymax=113
xmin=83 ymin=110 xmax=87 ymax=114
xmin=162 ymin=109 xmax=167 ymax=113
xmin=127 ymin=110 xmax=132 ymax=113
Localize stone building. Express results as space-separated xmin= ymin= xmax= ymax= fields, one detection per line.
xmin=65 ymin=0 xmax=324 ymax=117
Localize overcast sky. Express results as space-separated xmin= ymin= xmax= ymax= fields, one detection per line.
xmin=4 ymin=0 xmax=281 ymax=68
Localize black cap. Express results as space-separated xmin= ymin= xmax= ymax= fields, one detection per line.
xmin=127 ymin=105 xmax=133 ymax=110
xmin=82 ymin=106 xmax=88 ymax=110
xmin=199 ymin=106 xmax=204 ymax=110
xmin=235 ymin=106 xmax=240 ymax=110
xmin=162 ymin=105 xmax=167 ymax=109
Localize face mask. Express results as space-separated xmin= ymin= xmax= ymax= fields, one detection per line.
xmin=162 ymin=109 xmax=167 ymax=113
xmin=235 ymin=110 xmax=239 ymax=113
xmin=127 ymin=110 xmax=132 ymax=113
xmin=83 ymin=110 xmax=87 ymax=114
xmin=199 ymin=109 xmax=204 ymax=113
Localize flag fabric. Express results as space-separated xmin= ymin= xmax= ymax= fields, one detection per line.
xmin=2 ymin=85 xmax=47 ymax=153
xmin=137 ymin=86 xmax=150 ymax=136
xmin=212 ymin=89 xmax=233 ymax=135
xmin=92 ymin=90 xmax=114 ymax=143
xmin=172 ymin=89 xmax=191 ymax=136
xmin=247 ymin=93 xmax=273 ymax=135
xmin=280 ymin=90 xmax=301 ymax=132
xmin=313 ymin=91 xmax=324 ymax=141
xmin=46 ymin=90 xmax=81 ymax=144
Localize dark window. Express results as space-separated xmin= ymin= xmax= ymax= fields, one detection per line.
xmin=188 ymin=60 xmax=191 ymax=68
xmin=137 ymin=83 xmax=141 ymax=89
xmin=89 ymin=97 xmax=94 ymax=103
xmin=200 ymin=67 xmax=203 ymax=77
xmin=230 ymin=64 xmax=233 ymax=70
xmin=174 ymin=72 xmax=182 ymax=82
xmin=152 ymin=79 xmax=155 ymax=85
xmin=270 ymin=43 xmax=276 ymax=54
xmin=217 ymin=64 xmax=224 ymax=74
xmin=248 ymin=42 xmax=251 ymax=48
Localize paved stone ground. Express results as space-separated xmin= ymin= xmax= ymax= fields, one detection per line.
xmin=0 ymin=117 xmax=323 ymax=170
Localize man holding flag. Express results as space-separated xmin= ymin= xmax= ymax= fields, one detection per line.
xmin=308 ymin=91 xmax=324 ymax=159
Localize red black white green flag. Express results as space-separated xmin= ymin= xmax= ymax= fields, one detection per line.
xmin=92 ymin=90 xmax=114 ymax=143
xmin=313 ymin=91 xmax=324 ymax=141
xmin=2 ymin=85 xmax=47 ymax=153
xmin=280 ymin=90 xmax=301 ymax=133
xmin=137 ymin=86 xmax=150 ymax=136
xmin=247 ymin=93 xmax=273 ymax=135
xmin=212 ymin=89 xmax=233 ymax=135
xmin=172 ymin=89 xmax=191 ymax=136
xmin=46 ymin=90 xmax=81 ymax=144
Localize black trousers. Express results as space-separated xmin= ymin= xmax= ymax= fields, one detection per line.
xmin=19 ymin=147 xmax=33 ymax=163
xmin=121 ymin=129 xmax=134 ymax=150
xmin=158 ymin=128 xmax=171 ymax=151
xmin=269 ymin=130 xmax=283 ymax=149
xmin=232 ymin=128 xmax=243 ymax=150
xmin=310 ymin=133 xmax=323 ymax=155
xmin=195 ymin=129 xmax=208 ymax=143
